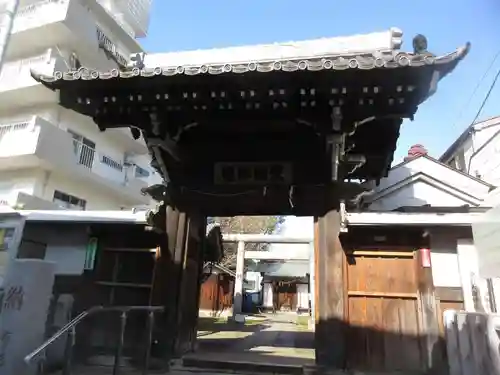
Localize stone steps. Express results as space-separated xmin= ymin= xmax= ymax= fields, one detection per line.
xmin=181 ymin=356 xmax=303 ymax=375
xmin=48 ymin=363 xmax=428 ymax=375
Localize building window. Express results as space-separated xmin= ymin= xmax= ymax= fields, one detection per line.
xmin=101 ymin=155 xmax=123 ymax=171
xmin=244 ymin=280 xmax=256 ymax=291
xmin=17 ymin=240 xmax=46 ymax=259
xmin=135 ymin=165 xmax=150 ymax=178
xmin=53 ymin=190 xmax=87 ymax=210
xmin=68 ymin=130 xmax=96 ymax=169
xmin=96 ymin=27 xmax=128 ymax=68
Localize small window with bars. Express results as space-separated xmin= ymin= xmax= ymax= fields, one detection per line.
xmin=53 ymin=190 xmax=87 ymax=210
xmin=101 ymin=155 xmax=123 ymax=171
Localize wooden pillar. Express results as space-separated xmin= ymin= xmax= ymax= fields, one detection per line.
xmin=150 ymin=206 xmax=187 ymax=361
xmin=314 ymin=209 xmax=345 ymax=369
xmin=415 ymin=247 xmax=445 ymax=373
xmin=175 ymin=213 xmax=206 ymax=355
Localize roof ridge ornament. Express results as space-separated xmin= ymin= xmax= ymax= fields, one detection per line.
xmin=130 ymin=52 xmax=146 ymax=70
xmin=389 ymin=27 xmax=403 ymax=50
xmin=413 ymin=34 xmax=433 ymax=56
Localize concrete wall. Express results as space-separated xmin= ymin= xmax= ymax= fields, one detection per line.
xmin=422 ymin=229 xmax=499 ymax=315
xmin=0 ymin=215 xmax=26 ymax=287
xmin=14 ymin=222 xmax=87 ymax=367
xmin=0 ymin=170 xmax=38 ymax=206
xmin=0 ymin=259 xmax=55 ymax=375
xmin=425 ymin=231 xmax=500 ymax=314
xmin=19 ymin=222 xmax=88 ymax=275
xmin=296 ymin=284 xmax=309 ymax=310
xmin=457 ymin=239 xmax=500 ymax=313
xmin=469 ymin=130 xmax=500 ymax=188
xmin=429 ymin=230 xmax=462 ymax=288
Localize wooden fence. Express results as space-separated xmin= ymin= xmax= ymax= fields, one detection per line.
xmin=444 ymin=310 xmax=500 ymax=375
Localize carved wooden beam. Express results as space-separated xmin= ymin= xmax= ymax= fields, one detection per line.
xmin=148 ymin=137 xmax=182 ymax=162
xmin=150 ymin=145 xmax=171 ymax=183
xmin=147 ymin=112 xmax=183 ymax=162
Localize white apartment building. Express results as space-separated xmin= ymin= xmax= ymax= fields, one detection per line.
xmin=439 ymin=116 xmax=500 ymax=205
xmin=0 ymin=0 xmax=160 ymax=211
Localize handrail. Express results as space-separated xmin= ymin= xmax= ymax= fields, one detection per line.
xmin=24 ymin=308 xmax=94 ymax=364
xmin=24 ymin=305 xmax=164 ymax=368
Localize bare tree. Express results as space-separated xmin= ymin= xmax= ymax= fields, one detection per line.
xmin=208 ymin=216 xmax=284 ymax=269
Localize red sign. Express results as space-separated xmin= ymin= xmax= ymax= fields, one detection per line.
xmin=420 ymin=248 xmax=431 ymax=268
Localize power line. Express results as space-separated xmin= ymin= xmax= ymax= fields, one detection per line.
xmin=470 ymin=64 xmax=500 ymax=126
xmin=462 ymin=60 xmax=500 ymax=174
xmin=452 ymin=49 xmax=500 ymax=129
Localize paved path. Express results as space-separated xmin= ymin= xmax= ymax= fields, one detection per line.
xmin=67 ymin=314 xmax=315 ymax=374
xmin=183 ymin=313 xmax=315 ymax=370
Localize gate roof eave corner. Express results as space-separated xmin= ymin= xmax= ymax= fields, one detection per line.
xmin=30 ymin=37 xmax=471 ymax=90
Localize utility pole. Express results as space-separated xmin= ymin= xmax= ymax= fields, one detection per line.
xmin=0 ymin=0 xmax=20 ymax=73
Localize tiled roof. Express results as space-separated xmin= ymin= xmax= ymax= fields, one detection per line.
xmin=31 ymin=30 xmax=470 ymax=83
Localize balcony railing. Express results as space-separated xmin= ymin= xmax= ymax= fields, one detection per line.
xmin=68 ymin=132 xmax=149 ymax=185
xmin=73 ymin=142 xmax=95 ymax=170
xmin=0 ymin=51 xmax=56 ymax=91
xmin=12 ymin=0 xmax=69 ymax=33
xmin=0 ymin=118 xmax=149 ymax=195
xmin=71 ymin=142 xmax=150 ymax=186
xmin=0 ymin=121 xmax=32 ymax=141
xmin=16 ymin=0 xmax=65 ymax=17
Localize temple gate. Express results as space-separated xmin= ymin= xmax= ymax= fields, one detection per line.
xmin=31 ymin=28 xmax=469 ymax=372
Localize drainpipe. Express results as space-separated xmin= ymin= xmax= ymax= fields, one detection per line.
xmin=0 ymin=0 xmax=20 ymax=74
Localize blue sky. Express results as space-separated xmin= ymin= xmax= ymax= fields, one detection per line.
xmin=142 ymin=0 xmax=500 ymax=163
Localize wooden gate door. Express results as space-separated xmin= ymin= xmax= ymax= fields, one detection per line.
xmin=278 ymin=283 xmax=297 ymax=311
xmin=345 ymin=250 xmax=424 ymax=372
